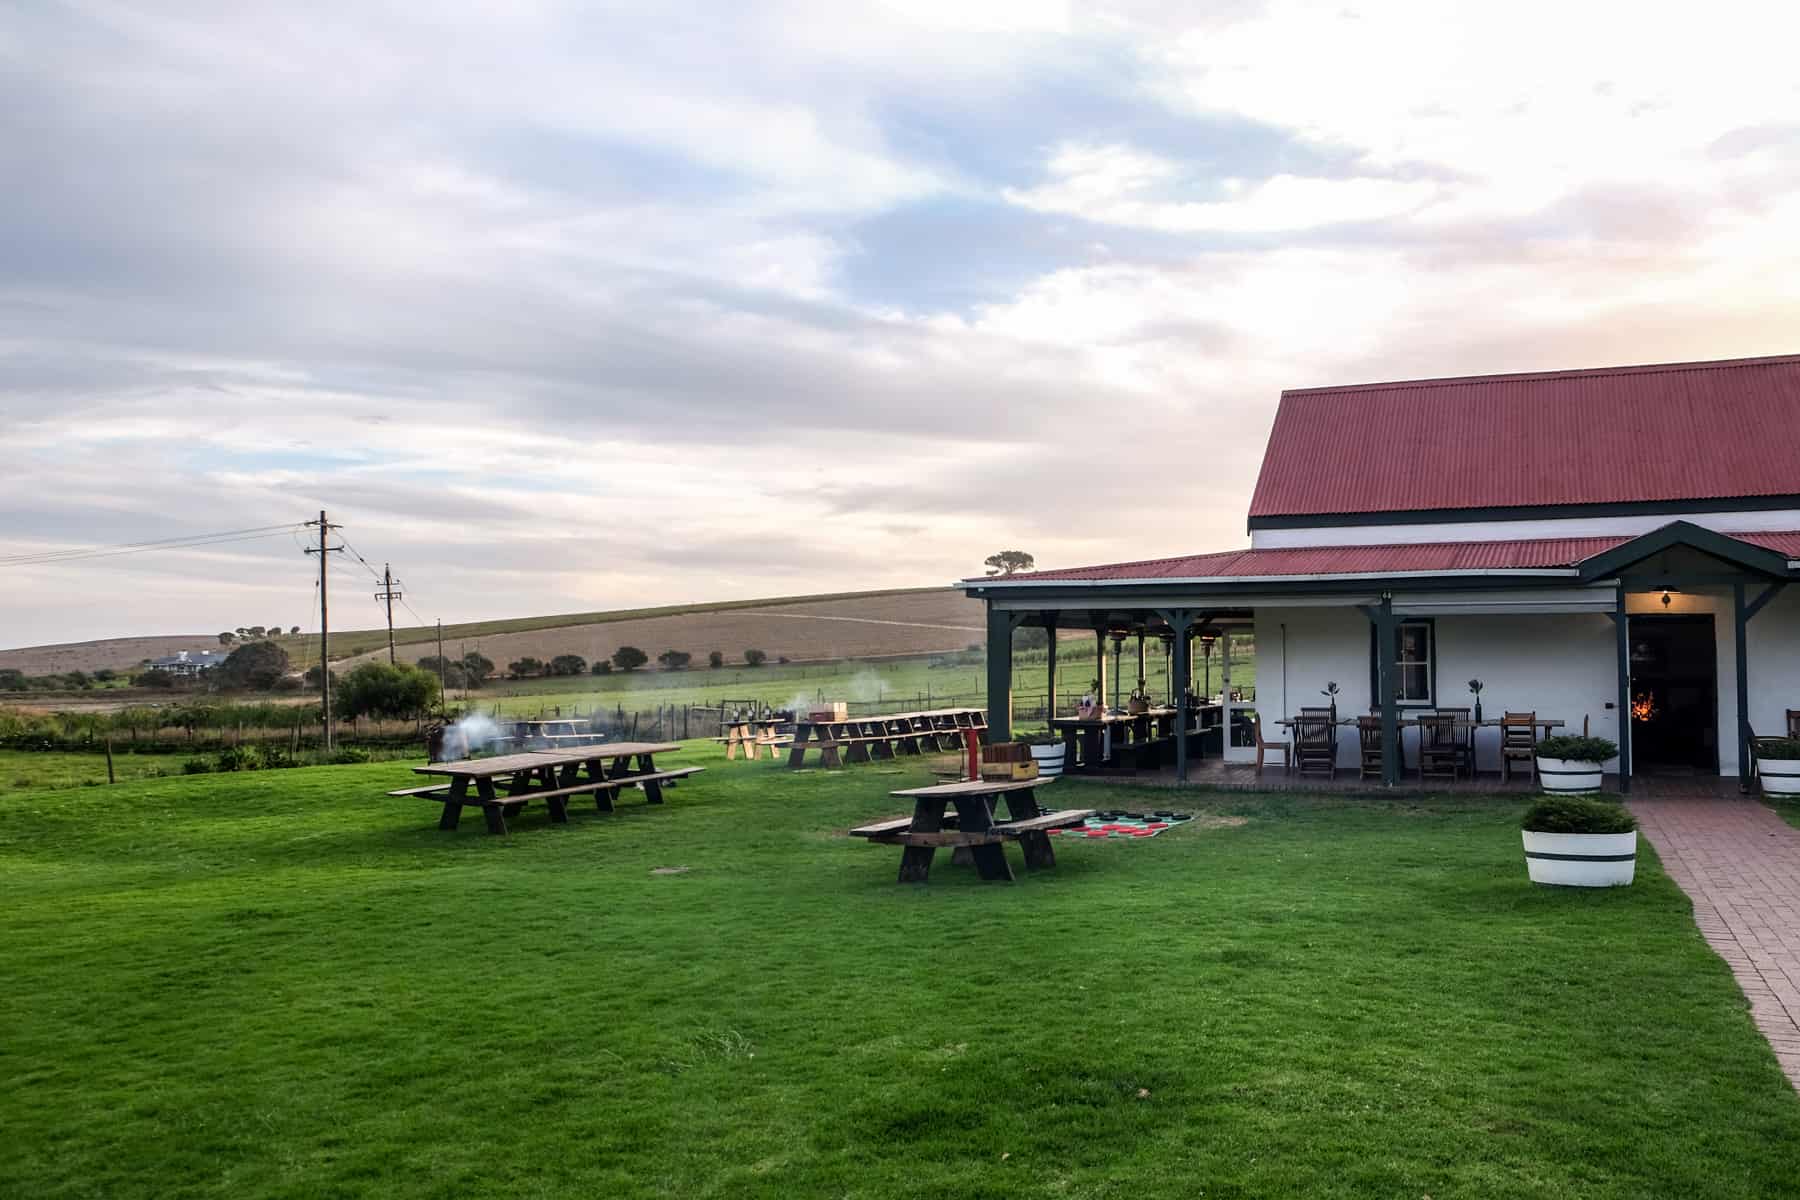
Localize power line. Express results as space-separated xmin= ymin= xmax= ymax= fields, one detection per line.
xmin=0 ymin=524 xmax=306 ymax=567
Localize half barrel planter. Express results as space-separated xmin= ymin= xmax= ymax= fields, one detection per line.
xmin=1536 ymin=755 xmax=1605 ymax=795
xmin=1029 ymin=743 xmax=1066 ymax=779
xmin=1759 ymin=758 xmax=1800 ymax=797
xmin=1522 ymin=829 xmax=1637 ymax=887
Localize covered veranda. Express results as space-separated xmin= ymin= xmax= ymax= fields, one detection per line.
xmin=963 ymin=522 xmax=1800 ymax=792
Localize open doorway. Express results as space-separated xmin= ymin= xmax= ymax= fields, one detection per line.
xmin=1627 ymin=614 xmax=1718 ymax=773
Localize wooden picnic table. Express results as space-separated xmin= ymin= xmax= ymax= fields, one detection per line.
xmin=849 ymin=779 xmax=1093 ymax=883
xmin=398 ymin=742 xmax=701 ymax=835
xmin=786 ymin=707 xmax=987 ymax=768
xmin=712 ymin=718 xmax=793 ymax=762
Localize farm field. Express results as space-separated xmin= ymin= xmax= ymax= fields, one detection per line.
xmin=3 ymin=755 xmax=1798 ymax=1198
xmin=468 ymin=640 xmax=1258 ymax=723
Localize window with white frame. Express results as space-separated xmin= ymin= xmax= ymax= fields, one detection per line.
xmin=1395 ymin=620 xmax=1433 ymax=705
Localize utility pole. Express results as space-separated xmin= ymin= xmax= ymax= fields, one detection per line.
xmin=436 ymin=619 xmax=446 ymax=710
xmin=304 ymin=511 xmax=344 ymax=751
xmin=375 ymin=564 xmax=402 ymax=665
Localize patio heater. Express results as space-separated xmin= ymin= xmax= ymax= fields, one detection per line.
xmin=1200 ymin=633 xmax=1217 ymax=701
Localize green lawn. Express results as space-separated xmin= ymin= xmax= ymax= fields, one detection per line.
xmin=3 ymin=754 xmax=1796 ymax=1198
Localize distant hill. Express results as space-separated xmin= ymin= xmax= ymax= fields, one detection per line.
xmin=0 ymin=588 xmax=986 ymax=676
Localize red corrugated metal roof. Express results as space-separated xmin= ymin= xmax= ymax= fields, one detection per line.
xmin=989 ymin=529 xmax=1800 ymax=583
xmin=1737 ymin=530 xmax=1800 ymax=558
xmin=1248 ymin=354 xmax=1800 ymax=519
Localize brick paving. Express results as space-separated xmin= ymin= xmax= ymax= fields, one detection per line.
xmin=1629 ymin=780 xmax=1800 ymax=1088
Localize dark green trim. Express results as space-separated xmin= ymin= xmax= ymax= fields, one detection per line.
xmin=1524 ymin=849 xmax=1637 ymax=863
xmin=1577 ymin=521 xmax=1791 ymax=582
xmin=1609 ymin=587 xmax=1632 ymax=792
xmin=1248 ymin=493 xmax=1800 ymax=531
xmin=1735 ymin=582 xmax=1750 ymax=793
xmin=1746 ymin=582 xmax=1787 ymax=621
xmin=985 ymin=605 xmax=1025 ymax=742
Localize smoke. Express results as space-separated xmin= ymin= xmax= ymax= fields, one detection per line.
xmin=443 ymin=712 xmax=503 ymax=760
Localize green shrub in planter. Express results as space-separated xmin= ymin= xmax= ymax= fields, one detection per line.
xmin=1521 ymin=796 xmax=1637 ymax=835
xmin=1019 ymin=732 xmax=1064 ymax=746
xmin=1755 ymin=738 xmax=1800 ymax=760
xmin=1535 ymin=734 xmax=1619 ymax=762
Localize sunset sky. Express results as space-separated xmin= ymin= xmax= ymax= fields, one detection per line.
xmin=5 ymin=1 xmax=1799 ymax=645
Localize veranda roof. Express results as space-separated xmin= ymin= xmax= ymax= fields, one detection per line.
xmin=968 ymin=528 xmax=1800 ymax=587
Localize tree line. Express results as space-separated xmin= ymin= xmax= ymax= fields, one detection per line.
xmin=490 ymin=647 xmax=770 ymax=679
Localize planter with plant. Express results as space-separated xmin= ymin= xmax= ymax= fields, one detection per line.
xmin=1520 ymin=796 xmax=1637 ymax=886
xmin=1021 ymin=731 xmax=1068 ymax=778
xmin=1754 ymin=738 xmax=1800 ymax=797
xmin=1534 ymin=734 xmax=1618 ymax=795
xmin=1467 ymin=678 xmax=1484 ymax=724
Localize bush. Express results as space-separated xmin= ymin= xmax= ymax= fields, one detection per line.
xmin=548 ymin=654 xmax=587 ymax=677
xmin=215 ymin=745 xmax=263 ymax=772
xmin=708 ymin=651 xmax=724 ymax=670
xmin=657 ymin=649 xmax=692 ymax=671
xmin=612 ymin=646 xmax=649 ymax=673
xmin=335 ymin=662 xmax=440 ymax=721
xmin=1521 ymin=796 xmax=1637 ymax=834
xmin=1754 ymin=738 xmax=1800 ymax=760
xmin=591 ymin=660 xmax=613 ymax=676
xmin=328 ymin=747 xmax=372 ymax=764
xmin=217 ymin=641 xmax=291 ymax=691
xmin=181 ymin=758 xmax=213 ymax=775
xmin=743 ymin=649 xmax=767 ymax=668
xmin=1535 ymin=735 xmax=1619 ymax=763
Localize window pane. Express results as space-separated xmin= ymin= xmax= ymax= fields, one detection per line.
xmin=1400 ymin=664 xmax=1429 ymax=701
xmin=1399 ymin=625 xmax=1429 ymax=663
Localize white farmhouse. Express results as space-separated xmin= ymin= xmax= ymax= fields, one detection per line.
xmin=964 ymin=354 xmax=1800 ymax=790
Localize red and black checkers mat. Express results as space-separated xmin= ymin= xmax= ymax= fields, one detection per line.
xmin=1048 ymin=810 xmax=1195 ymax=839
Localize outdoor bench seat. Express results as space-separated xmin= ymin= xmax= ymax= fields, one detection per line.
xmin=388 ymin=784 xmax=454 ymax=798
xmin=990 ymin=809 xmax=1095 ymax=835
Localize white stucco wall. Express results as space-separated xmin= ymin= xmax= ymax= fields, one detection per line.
xmin=1255 ymin=605 xmax=1623 ymax=774
xmin=1744 ymin=586 xmax=1800 ymax=745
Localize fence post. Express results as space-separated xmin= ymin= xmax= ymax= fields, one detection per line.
xmin=105 ymin=736 xmax=115 ymax=785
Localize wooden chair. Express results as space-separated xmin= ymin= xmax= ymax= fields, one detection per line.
xmin=1294 ymin=715 xmax=1337 ymax=778
xmin=1417 ymin=714 xmax=1463 ymax=783
xmin=1251 ymin=713 xmax=1290 ymax=776
xmin=1356 ymin=716 xmax=1385 ymax=780
xmin=1499 ymin=712 xmax=1538 ymax=783
xmin=1433 ymin=708 xmax=1476 ymax=777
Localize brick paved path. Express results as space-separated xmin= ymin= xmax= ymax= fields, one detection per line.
xmin=1630 ymin=786 xmax=1800 ymax=1087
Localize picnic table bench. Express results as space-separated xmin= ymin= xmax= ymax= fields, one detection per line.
xmin=849 ymin=778 xmax=1092 ymax=882
xmin=787 ymin=708 xmax=987 ymax=768
xmin=394 ymin=742 xmax=701 ymax=835
xmin=712 ymin=719 xmax=794 ymax=762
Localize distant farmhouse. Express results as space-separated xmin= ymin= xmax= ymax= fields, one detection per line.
xmin=143 ymin=649 xmax=228 ymax=678
xmin=964 ymin=353 xmax=1800 ymax=791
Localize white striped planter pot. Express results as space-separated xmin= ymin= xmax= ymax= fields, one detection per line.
xmin=1536 ymin=756 xmax=1605 ymax=795
xmin=1522 ymin=830 xmax=1637 ymax=887
xmin=1758 ymin=758 xmax=1800 ymax=797
xmin=1029 ymin=743 xmax=1066 ymax=779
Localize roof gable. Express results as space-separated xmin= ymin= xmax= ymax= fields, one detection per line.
xmin=1248 ymin=354 xmax=1800 ymax=522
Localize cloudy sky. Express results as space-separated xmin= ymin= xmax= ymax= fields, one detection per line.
xmin=4 ymin=1 xmax=1799 ymax=646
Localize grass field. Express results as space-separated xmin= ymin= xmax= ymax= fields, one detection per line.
xmin=3 ymin=753 xmax=1797 ymax=1198
xmin=271 ymin=586 xmax=956 ymax=663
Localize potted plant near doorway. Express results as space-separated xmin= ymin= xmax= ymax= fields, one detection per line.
xmin=1520 ymin=796 xmax=1637 ymax=887
xmin=1754 ymin=738 xmax=1800 ymax=797
xmin=1534 ymin=734 xmax=1618 ymax=796
xmin=1023 ymin=732 xmax=1067 ymax=779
